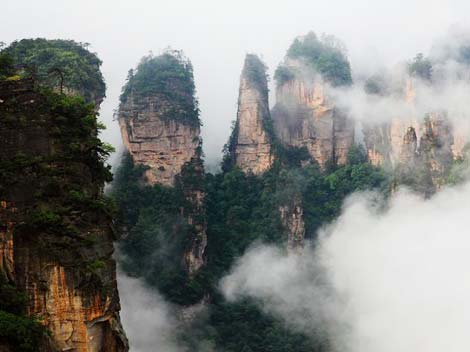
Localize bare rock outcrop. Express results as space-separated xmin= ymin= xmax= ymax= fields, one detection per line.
xmin=419 ymin=113 xmax=454 ymax=188
xmin=272 ymin=60 xmax=354 ymax=168
xmin=230 ymin=54 xmax=274 ymax=174
xmin=279 ymin=198 xmax=305 ymax=253
xmin=119 ymin=97 xmax=201 ymax=186
xmin=363 ymin=78 xmax=457 ymax=190
xmin=399 ymin=127 xmax=418 ymax=166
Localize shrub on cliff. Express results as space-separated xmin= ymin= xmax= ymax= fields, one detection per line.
xmin=276 ymin=31 xmax=352 ymax=87
xmin=2 ymin=39 xmax=105 ymax=102
xmin=120 ymin=49 xmax=201 ymax=128
xmin=243 ymin=54 xmax=269 ymax=97
xmin=408 ymin=53 xmax=433 ymax=81
xmin=0 ymin=281 xmax=48 ymax=352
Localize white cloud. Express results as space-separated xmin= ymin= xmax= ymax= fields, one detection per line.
xmin=118 ymin=272 xmax=184 ymax=352
xmin=221 ymin=182 xmax=470 ymax=352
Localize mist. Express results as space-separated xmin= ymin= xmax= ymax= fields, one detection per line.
xmin=4 ymin=1 xmax=470 ymax=350
xmin=118 ymin=272 xmax=184 ymax=352
xmin=221 ymin=180 xmax=470 ymax=352
xmin=3 ymin=0 xmax=470 ymax=166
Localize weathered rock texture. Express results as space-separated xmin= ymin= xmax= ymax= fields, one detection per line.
xmin=419 ymin=112 xmax=455 ymax=189
xmin=118 ymin=53 xmax=208 ymax=277
xmin=279 ymin=198 xmax=305 ymax=253
xmin=119 ymin=96 xmax=201 ymax=186
xmin=272 ymin=60 xmax=354 ymax=168
xmin=231 ymin=54 xmax=274 ymax=174
xmin=178 ymin=155 xmax=208 ymax=276
xmin=399 ymin=127 xmax=418 ymax=166
xmin=0 ymin=80 xmax=128 ymax=351
xmin=363 ymin=78 xmax=458 ymax=189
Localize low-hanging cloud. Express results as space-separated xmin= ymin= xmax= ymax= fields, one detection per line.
xmin=221 ymin=182 xmax=470 ymax=352
xmin=118 ymin=272 xmax=184 ymax=352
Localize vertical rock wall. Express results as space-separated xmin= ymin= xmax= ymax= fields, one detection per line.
xmin=232 ymin=54 xmax=274 ymax=174
xmin=272 ymin=61 xmax=354 ymax=168
xmin=119 ymin=96 xmax=201 ymax=186
xmin=279 ymin=198 xmax=305 ymax=253
xmin=0 ymin=80 xmax=128 ymax=352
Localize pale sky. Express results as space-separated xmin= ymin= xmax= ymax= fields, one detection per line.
xmin=2 ymin=0 xmax=469 ymax=166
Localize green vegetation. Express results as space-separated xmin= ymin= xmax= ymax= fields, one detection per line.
xmin=448 ymin=144 xmax=470 ymax=185
xmin=0 ymin=44 xmax=15 ymax=79
xmin=120 ymin=50 xmax=201 ymax=127
xmin=113 ymin=140 xmax=387 ymax=351
xmin=112 ymin=154 xmax=206 ymax=305
xmin=243 ymin=54 xmax=270 ymax=97
xmin=409 ymin=53 xmax=433 ymax=81
xmin=364 ymin=74 xmax=389 ymax=95
xmin=2 ymin=39 xmax=105 ymax=102
xmin=273 ymin=64 xmax=296 ymax=87
xmin=275 ymin=32 xmax=352 ymax=87
xmin=0 ymin=281 xmax=48 ymax=351
xmin=0 ymin=45 xmax=118 ymax=350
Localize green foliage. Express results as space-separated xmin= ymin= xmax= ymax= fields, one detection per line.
xmin=120 ymin=50 xmax=201 ymax=127
xmin=273 ymin=64 xmax=296 ymax=86
xmin=2 ymin=39 xmax=105 ymax=102
xmin=243 ymin=54 xmax=269 ymax=97
xmin=284 ymin=31 xmax=352 ymax=87
xmin=113 ymin=143 xmax=387 ymax=351
xmin=409 ymin=53 xmax=433 ymax=81
xmin=112 ymin=154 xmax=205 ymax=305
xmin=364 ymin=74 xmax=389 ymax=95
xmin=447 ymin=143 xmax=470 ymax=185
xmin=0 ymin=281 xmax=48 ymax=351
xmin=0 ymin=283 xmax=28 ymax=315
xmin=87 ymin=259 xmax=106 ymax=271
xmin=222 ymin=120 xmax=239 ymax=172
xmin=42 ymin=89 xmax=114 ymax=183
xmin=0 ymin=51 xmax=15 ymax=79
xmin=29 ymin=209 xmax=62 ymax=229
xmin=205 ymin=298 xmax=327 ymax=352
xmin=0 ymin=310 xmax=47 ymax=352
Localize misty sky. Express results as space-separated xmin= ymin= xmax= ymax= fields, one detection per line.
xmin=2 ymin=0 xmax=470 ymax=165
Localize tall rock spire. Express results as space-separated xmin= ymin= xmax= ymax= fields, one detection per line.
xmin=230 ymin=54 xmax=274 ymax=174
xmin=117 ymin=50 xmax=207 ymax=276
xmin=118 ymin=51 xmax=202 ymax=186
xmin=271 ymin=33 xmax=355 ymax=169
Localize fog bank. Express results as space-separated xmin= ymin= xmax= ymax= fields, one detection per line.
xmin=221 ymin=182 xmax=470 ymax=351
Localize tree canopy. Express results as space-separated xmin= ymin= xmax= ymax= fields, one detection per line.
xmin=275 ymin=32 xmax=352 ymax=87
xmin=120 ymin=49 xmax=200 ymax=127
xmin=2 ymin=39 xmax=106 ymax=102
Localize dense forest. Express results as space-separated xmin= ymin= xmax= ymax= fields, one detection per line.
xmin=2 ymin=29 xmax=470 ymax=351
xmin=111 ymin=48 xmax=389 ymax=351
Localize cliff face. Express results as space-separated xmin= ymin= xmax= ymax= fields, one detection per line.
xmin=419 ymin=113 xmax=454 ymax=188
xmin=399 ymin=127 xmax=418 ymax=166
xmin=178 ymin=155 xmax=207 ymax=276
xmin=118 ymin=52 xmax=207 ymax=277
xmin=0 ymin=80 xmax=128 ymax=351
xmin=272 ymin=60 xmax=354 ymax=168
xmin=363 ymin=78 xmax=457 ymax=189
xmin=119 ymin=96 xmax=201 ymax=186
xmin=279 ymin=198 xmax=305 ymax=253
xmin=231 ymin=54 xmax=274 ymax=174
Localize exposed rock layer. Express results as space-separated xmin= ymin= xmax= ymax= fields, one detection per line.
xmin=279 ymin=198 xmax=305 ymax=253
xmin=0 ymin=80 xmax=128 ymax=352
xmin=272 ymin=63 xmax=354 ymax=168
xmin=232 ymin=55 xmax=274 ymax=174
xmin=119 ymin=97 xmax=201 ymax=186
